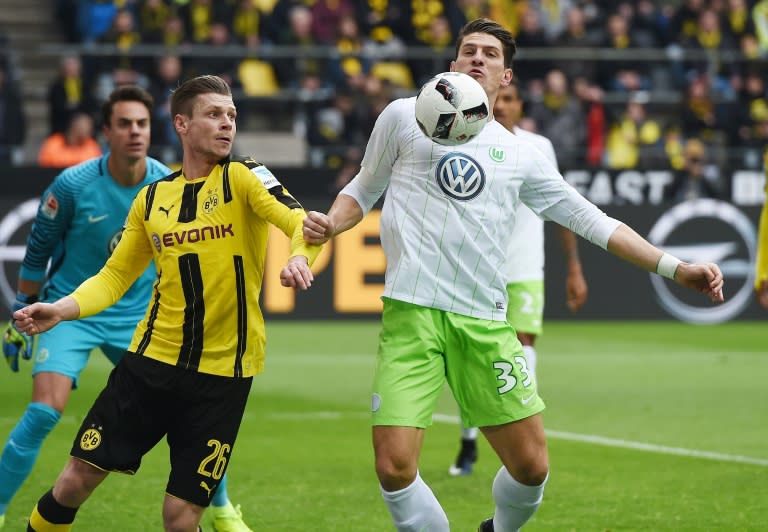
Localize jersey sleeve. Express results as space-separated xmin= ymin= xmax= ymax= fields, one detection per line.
xmin=234 ymin=161 xmax=322 ymax=265
xmin=517 ymin=147 xmax=620 ymax=249
xmin=19 ymin=173 xmax=77 ymax=282
xmin=70 ymin=190 xmax=154 ymax=317
xmin=343 ymin=99 xmax=405 ymax=213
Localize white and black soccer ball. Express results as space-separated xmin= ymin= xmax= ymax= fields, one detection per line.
xmin=414 ymin=72 xmax=490 ymax=146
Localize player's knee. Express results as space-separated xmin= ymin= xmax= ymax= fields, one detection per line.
xmin=162 ymin=497 xmax=204 ymax=532
xmin=509 ymin=459 xmax=549 ymax=486
xmin=375 ymin=453 xmax=418 ymax=490
xmin=55 ymin=458 xmax=107 ymax=506
xmin=19 ymin=402 xmax=61 ymax=443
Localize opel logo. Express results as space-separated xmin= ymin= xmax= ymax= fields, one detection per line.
xmin=0 ymin=199 xmax=39 ymax=308
xmin=647 ymin=199 xmax=756 ymax=324
xmin=435 ymin=153 xmax=485 ymax=201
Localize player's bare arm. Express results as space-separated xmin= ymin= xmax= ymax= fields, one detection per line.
xmin=756 ymin=280 xmax=768 ymax=308
xmin=303 ymin=194 xmax=364 ymax=244
xmin=556 ymin=226 xmax=587 ymax=312
xmin=606 ymin=224 xmax=725 ymax=302
xmin=13 ymin=296 xmax=81 ymax=336
xmin=280 ymin=255 xmax=314 ymax=290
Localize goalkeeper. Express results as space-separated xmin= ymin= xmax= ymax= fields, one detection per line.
xmin=0 ymin=86 xmax=252 ymax=532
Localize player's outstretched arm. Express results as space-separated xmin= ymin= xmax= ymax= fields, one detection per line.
xmin=280 ymin=256 xmax=314 ymax=291
xmin=13 ymin=296 xmax=81 ymax=336
xmin=607 ymin=224 xmax=724 ymax=303
xmin=303 ymin=194 xmax=364 ymax=245
xmin=557 ymin=226 xmax=587 ymax=312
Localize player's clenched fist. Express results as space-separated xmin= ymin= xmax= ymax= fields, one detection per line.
xmin=303 ymin=211 xmax=334 ymax=245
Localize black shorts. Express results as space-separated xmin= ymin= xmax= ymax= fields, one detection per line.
xmin=70 ymin=352 xmax=253 ymax=506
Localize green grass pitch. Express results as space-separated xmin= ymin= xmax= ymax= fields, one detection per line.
xmin=1 ymin=321 xmax=765 ymax=531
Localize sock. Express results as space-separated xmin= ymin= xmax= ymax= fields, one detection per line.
xmin=27 ymin=488 xmax=78 ymax=531
xmin=491 ymin=466 xmax=548 ymax=531
xmin=380 ymin=472 xmax=449 ymax=532
xmin=0 ymin=403 xmax=61 ymax=514
xmin=461 ymin=427 xmax=479 ymax=440
xmin=210 ymin=472 xmax=229 ymax=507
xmin=522 ymin=345 xmax=537 ymax=379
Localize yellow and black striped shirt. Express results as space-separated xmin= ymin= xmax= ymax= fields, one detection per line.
xmin=71 ymin=156 xmax=321 ymax=377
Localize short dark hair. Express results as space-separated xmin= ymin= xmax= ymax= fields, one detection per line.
xmin=102 ymin=85 xmax=154 ymax=127
xmin=170 ymin=75 xmax=232 ymax=118
xmin=455 ymin=18 xmax=517 ymax=69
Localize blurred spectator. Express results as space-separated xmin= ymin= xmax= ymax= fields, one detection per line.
xmin=573 ymin=77 xmax=605 ymax=167
xmin=148 ymin=54 xmax=183 ymax=162
xmin=326 ymin=14 xmax=371 ymax=90
xmin=665 ymin=139 xmax=723 ymax=202
xmin=186 ymin=22 xmax=240 ymax=86
xmin=137 ymin=0 xmax=173 ymax=43
xmin=681 ymin=8 xmax=739 ymax=95
xmin=514 ymin=8 xmax=552 ymax=86
xmin=48 ymin=55 xmax=95 ymax=134
xmin=528 ymin=69 xmax=586 ymax=167
xmin=408 ymin=15 xmax=455 ymax=87
xmin=681 ymin=74 xmax=728 ymax=144
xmin=157 ymin=13 xmax=187 ymax=46
xmin=99 ymin=9 xmax=144 ymax=72
xmin=57 ymin=0 xmax=81 ymax=42
xmin=604 ymin=92 xmax=663 ymax=169
xmin=724 ymin=0 xmax=756 ymax=43
xmin=178 ymin=0 xmax=234 ymax=44
xmin=310 ymin=0 xmax=354 ymax=44
xmin=597 ymin=13 xmax=650 ymax=92
xmin=663 ymin=125 xmax=686 ymax=170
xmin=38 ymin=112 xmax=102 ymax=168
xmin=306 ymin=86 xmax=366 ymax=168
xmin=754 ymin=0 xmax=768 ymax=52
xmin=330 ymin=146 xmax=362 ymax=193
xmin=526 ymin=0 xmax=571 ymax=40
xmin=232 ymin=0 xmax=267 ymax=44
xmin=274 ymin=5 xmax=326 ymax=89
xmin=355 ymin=0 xmax=414 ymax=44
xmin=668 ymin=0 xmax=706 ymax=44
xmin=0 ymin=62 xmax=25 ymax=165
xmin=93 ymin=67 xmax=149 ymax=104
xmin=553 ymin=6 xmax=598 ymax=82
xmin=77 ymin=0 xmax=118 ymax=43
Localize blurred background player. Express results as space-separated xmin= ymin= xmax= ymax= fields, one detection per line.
xmin=449 ymin=79 xmax=588 ymax=477
xmin=755 ymin=150 xmax=768 ymax=308
xmin=0 ymin=85 xmax=252 ymax=532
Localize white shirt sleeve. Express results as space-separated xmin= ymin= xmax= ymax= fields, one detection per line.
xmin=517 ymin=150 xmax=621 ymax=249
xmin=339 ymin=99 xmax=406 ymax=214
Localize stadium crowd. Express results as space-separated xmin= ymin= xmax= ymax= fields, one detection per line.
xmin=1 ymin=0 xmax=768 ymax=194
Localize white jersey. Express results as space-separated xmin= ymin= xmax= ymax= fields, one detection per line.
xmin=342 ymin=97 xmax=619 ymax=321
xmin=504 ymin=126 xmax=559 ymax=282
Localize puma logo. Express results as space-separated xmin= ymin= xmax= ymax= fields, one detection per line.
xmin=200 ymin=480 xmax=215 ymax=497
xmin=158 ymin=204 xmax=174 ymax=217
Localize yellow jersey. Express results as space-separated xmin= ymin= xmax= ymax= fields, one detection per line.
xmin=71 ymin=155 xmax=321 ymax=377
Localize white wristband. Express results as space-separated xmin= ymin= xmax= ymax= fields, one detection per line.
xmin=656 ymin=252 xmax=682 ymax=280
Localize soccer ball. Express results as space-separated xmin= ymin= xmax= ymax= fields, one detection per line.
xmin=415 ymin=72 xmax=490 ymax=146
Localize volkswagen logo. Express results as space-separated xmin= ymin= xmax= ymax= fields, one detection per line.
xmin=435 ymin=153 xmax=485 ymax=201
xmin=647 ymin=199 xmax=756 ymax=324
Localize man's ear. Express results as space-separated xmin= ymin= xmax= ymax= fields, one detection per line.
xmin=501 ymin=68 xmax=513 ymax=87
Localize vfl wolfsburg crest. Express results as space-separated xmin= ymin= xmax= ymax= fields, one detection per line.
xmin=489 ymin=146 xmax=505 ymax=162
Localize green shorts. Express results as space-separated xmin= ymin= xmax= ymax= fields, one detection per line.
xmin=372 ymin=298 xmax=545 ymax=428
xmin=506 ymin=280 xmax=544 ymax=336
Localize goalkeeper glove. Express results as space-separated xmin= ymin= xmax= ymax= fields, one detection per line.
xmin=2 ymin=292 xmax=37 ymax=372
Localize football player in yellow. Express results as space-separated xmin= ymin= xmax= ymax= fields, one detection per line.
xmin=15 ymin=75 xmax=322 ymax=532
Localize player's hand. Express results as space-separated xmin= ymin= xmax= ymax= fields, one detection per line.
xmin=674 ymin=262 xmax=724 ymax=303
xmin=565 ymin=268 xmax=588 ymax=313
xmin=756 ymin=279 xmax=768 ymax=309
xmin=13 ymin=302 xmax=64 ymax=337
xmin=303 ymin=211 xmax=334 ymax=245
xmin=280 ymin=256 xmax=314 ymax=290
xmin=2 ymin=321 xmax=33 ymax=372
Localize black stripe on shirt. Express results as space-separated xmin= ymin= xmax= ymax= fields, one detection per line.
xmin=222 ymin=162 xmax=233 ymax=204
xmin=178 ymin=182 xmax=205 ymax=223
xmin=178 ymin=253 xmax=205 ymax=370
xmin=233 ymin=255 xmax=246 ymax=378
xmin=267 ymin=185 xmax=302 ymax=209
xmin=144 ymin=182 xmax=158 ymax=221
xmin=135 ymin=276 xmax=162 ymax=356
